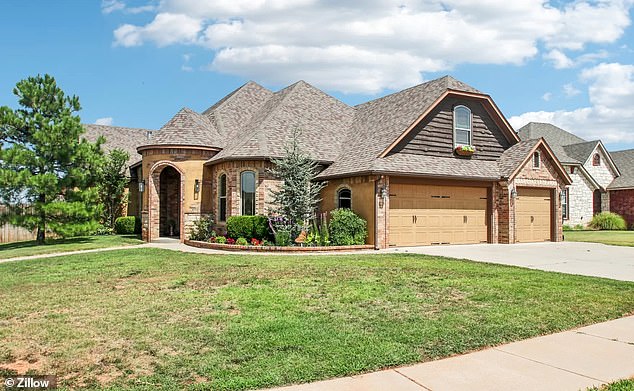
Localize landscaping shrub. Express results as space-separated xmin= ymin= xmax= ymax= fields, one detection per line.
xmin=114 ymin=216 xmax=136 ymax=234
xmin=589 ymin=212 xmax=627 ymax=230
xmin=275 ymin=230 xmax=291 ymax=246
xmin=189 ymin=215 xmax=215 ymax=241
xmin=329 ymin=208 xmax=367 ymax=245
xmin=563 ymin=224 xmax=572 ymax=231
xmin=215 ymin=236 xmax=227 ymax=244
xmin=227 ymin=215 xmax=269 ymax=239
xmin=92 ymin=224 xmax=114 ymax=236
xmin=236 ymin=237 xmax=248 ymax=246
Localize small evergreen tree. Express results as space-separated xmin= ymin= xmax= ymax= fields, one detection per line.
xmin=268 ymin=129 xmax=325 ymax=235
xmin=98 ymin=148 xmax=130 ymax=228
xmin=0 ymin=74 xmax=104 ymax=244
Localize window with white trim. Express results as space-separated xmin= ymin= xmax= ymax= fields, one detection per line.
xmin=453 ymin=105 xmax=472 ymax=146
xmin=562 ymin=188 xmax=569 ymax=220
xmin=337 ymin=188 xmax=352 ymax=209
xmin=218 ymin=174 xmax=227 ymax=222
xmin=240 ymin=171 xmax=256 ymax=216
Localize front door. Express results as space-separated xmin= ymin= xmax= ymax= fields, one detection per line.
xmin=593 ymin=189 xmax=602 ymax=215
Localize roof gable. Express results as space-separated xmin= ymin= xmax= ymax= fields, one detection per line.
xmin=498 ymin=138 xmax=572 ymax=185
xmin=609 ymin=149 xmax=634 ymax=189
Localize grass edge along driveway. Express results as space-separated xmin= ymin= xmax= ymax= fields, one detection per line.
xmin=0 ymin=248 xmax=633 ymax=390
xmin=564 ymin=230 xmax=634 ymax=247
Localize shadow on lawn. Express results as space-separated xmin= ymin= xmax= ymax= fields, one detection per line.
xmin=0 ymin=235 xmax=141 ymax=251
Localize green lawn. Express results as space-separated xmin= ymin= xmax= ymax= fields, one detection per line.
xmin=589 ymin=379 xmax=634 ymax=391
xmin=0 ymin=249 xmax=633 ymax=390
xmin=0 ymin=235 xmax=144 ymax=260
xmin=564 ymin=230 xmax=634 ymax=247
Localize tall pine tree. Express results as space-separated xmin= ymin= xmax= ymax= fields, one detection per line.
xmin=268 ymin=129 xmax=324 ymax=234
xmin=0 ymin=74 xmax=104 ymax=244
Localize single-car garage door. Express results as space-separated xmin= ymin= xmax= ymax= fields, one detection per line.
xmin=389 ymin=183 xmax=488 ymax=246
xmin=515 ymin=187 xmax=552 ymax=243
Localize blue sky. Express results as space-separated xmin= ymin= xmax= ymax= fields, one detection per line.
xmin=1 ymin=0 xmax=633 ymax=151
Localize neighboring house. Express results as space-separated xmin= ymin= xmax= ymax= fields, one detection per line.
xmin=608 ymin=149 xmax=634 ymax=228
xmin=95 ymin=76 xmax=572 ymax=248
xmin=517 ymin=123 xmax=620 ymax=227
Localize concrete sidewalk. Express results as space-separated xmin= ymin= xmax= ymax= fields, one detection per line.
xmin=266 ymin=316 xmax=634 ymax=391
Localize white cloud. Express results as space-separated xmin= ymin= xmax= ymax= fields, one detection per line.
xmin=102 ymin=0 xmax=125 ymax=14
xmin=544 ymin=49 xmax=574 ymax=69
xmin=563 ymin=83 xmax=581 ymax=97
xmin=510 ymin=63 xmax=634 ymax=144
xmin=114 ymin=13 xmax=202 ymax=47
xmin=95 ymin=117 xmax=114 ymax=126
xmin=181 ymin=53 xmax=193 ymax=72
xmin=542 ymin=92 xmax=552 ymax=101
xmin=102 ymin=0 xmax=156 ymax=14
xmin=108 ymin=1 xmax=633 ymax=93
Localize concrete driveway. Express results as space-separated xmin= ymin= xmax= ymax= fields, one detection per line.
xmin=384 ymin=241 xmax=634 ymax=282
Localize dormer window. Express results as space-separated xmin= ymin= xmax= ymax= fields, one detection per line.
xmin=593 ymin=153 xmax=601 ymax=166
xmin=453 ymin=105 xmax=472 ymax=146
xmin=533 ymin=151 xmax=541 ymax=168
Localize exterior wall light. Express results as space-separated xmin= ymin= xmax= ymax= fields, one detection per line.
xmin=138 ymin=180 xmax=145 ymax=193
xmin=510 ymin=188 xmax=517 ymax=199
xmin=194 ymin=179 xmax=200 ymax=194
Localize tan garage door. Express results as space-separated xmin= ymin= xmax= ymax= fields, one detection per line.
xmin=389 ymin=184 xmax=488 ymax=246
xmin=516 ymin=188 xmax=552 ymax=243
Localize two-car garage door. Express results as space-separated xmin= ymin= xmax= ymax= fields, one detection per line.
xmin=389 ymin=183 xmax=553 ymax=246
xmin=389 ymin=184 xmax=488 ymax=246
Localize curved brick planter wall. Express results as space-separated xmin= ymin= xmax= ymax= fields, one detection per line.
xmin=185 ymin=240 xmax=375 ymax=252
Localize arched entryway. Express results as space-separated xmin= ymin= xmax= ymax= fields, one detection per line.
xmin=593 ymin=189 xmax=602 ymax=215
xmin=159 ymin=166 xmax=181 ymax=237
xmin=147 ymin=162 xmax=185 ymax=242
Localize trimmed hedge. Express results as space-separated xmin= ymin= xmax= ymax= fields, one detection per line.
xmin=114 ymin=216 xmax=136 ymax=234
xmin=589 ymin=212 xmax=627 ymax=230
xmin=227 ymin=215 xmax=269 ymax=239
xmin=329 ymin=208 xmax=367 ymax=245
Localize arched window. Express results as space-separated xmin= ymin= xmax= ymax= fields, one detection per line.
xmin=453 ymin=105 xmax=472 ymax=146
xmin=241 ymin=171 xmax=256 ymax=216
xmin=218 ymin=174 xmax=227 ymax=222
xmin=337 ymin=188 xmax=352 ymax=209
xmin=593 ymin=153 xmax=601 ymax=166
xmin=533 ymin=151 xmax=541 ymax=168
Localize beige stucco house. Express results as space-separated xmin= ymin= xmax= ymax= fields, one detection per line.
xmin=87 ymin=76 xmax=573 ymax=248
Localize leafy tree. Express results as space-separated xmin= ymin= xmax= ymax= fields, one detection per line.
xmin=268 ymin=129 xmax=324 ymax=235
xmin=0 ymin=74 xmax=104 ymax=244
xmin=98 ymin=148 xmax=130 ymax=228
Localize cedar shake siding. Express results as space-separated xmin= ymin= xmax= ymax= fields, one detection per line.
xmin=388 ymin=97 xmax=511 ymax=160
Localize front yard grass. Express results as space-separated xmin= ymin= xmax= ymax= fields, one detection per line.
xmin=0 ymin=235 xmax=144 ymax=260
xmin=1 ymin=249 xmax=633 ymax=390
xmin=588 ymin=378 xmax=634 ymax=391
xmin=564 ymin=230 xmax=634 ymax=247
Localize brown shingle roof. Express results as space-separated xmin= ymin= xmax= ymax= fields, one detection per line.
xmin=83 ymin=124 xmax=152 ymax=166
xmin=149 ymin=108 xmax=222 ymax=148
xmin=208 ymin=80 xmax=355 ymax=163
xmin=517 ymin=122 xmax=586 ymax=164
xmin=609 ymin=149 xmax=634 ymax=189
xmin=497 ymin=139 xmax=541 ymax=178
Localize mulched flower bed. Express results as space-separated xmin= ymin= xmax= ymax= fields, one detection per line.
xmin=185 ymin=240 xmax=375 ymax=252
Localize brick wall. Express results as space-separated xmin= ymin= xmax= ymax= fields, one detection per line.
xmin=610 ymin=189 xmax=634 ymax=228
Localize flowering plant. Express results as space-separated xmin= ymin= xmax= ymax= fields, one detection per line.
xmin=251 ymin=238 xmax=260 ymax=246
xmin=226 ymin=238 xmax=236 ymax=245
xmin=455 ymin=145 xmax=476 ymax=156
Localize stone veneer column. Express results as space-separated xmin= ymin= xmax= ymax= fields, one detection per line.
xmin=374 ymin=175 xmax=389 ymax=249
